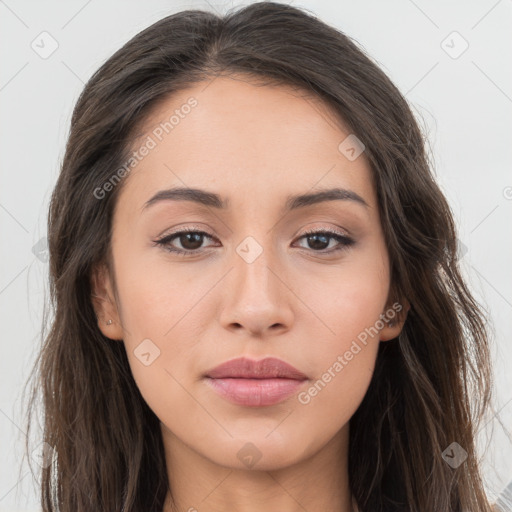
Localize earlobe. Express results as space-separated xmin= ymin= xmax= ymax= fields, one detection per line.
xmin=90 ymin=263 xmax=124 ymax=341
xmin=379 ymin=320 xmax=403 ymax=342
xmin=379 ymin=297 xmax=411 ymax=342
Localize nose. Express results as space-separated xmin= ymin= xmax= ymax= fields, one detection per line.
xmin=218 ymin=241 xmax=294 ymax=337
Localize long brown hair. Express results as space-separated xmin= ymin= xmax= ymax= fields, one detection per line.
xmin=22 ymin=2 xmax=495 ymax=511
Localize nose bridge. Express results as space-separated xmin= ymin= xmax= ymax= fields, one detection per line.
xmin=219 ymin=229 xmax=293 ymax=335
xmin=233 ymin=232 xmax=280 ymax=304
xmin=230 ymin=200 xmax=280 ymax=293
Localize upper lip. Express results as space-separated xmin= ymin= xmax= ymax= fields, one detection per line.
xmin=204 ymin=357 xmax=308 ymax=380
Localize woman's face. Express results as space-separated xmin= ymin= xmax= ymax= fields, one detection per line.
xmin=93 ymin=75 xmax=404 ymax=471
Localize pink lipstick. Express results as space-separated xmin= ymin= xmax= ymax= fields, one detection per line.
xmin=203 ymin=356 xmax=308 ymax=407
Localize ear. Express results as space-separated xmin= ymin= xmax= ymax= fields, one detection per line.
xmin=90 ymin=262 xmax=124 ymax=341
xmin=379 ymin=296 xmax=411 ymax=342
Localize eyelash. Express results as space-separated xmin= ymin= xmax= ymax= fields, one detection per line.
xmin=153 ymin=226 xmax=355 ymax=257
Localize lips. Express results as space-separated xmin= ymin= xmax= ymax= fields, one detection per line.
xmin=204 ymin=356 xmax=308 ymax=407
xmin=204 ymin=356 xmax=308 ymax=380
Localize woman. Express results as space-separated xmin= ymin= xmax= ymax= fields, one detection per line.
xmin=23 ymin=2 xmax=496 ymax=511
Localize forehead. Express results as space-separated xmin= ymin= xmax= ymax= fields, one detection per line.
xmin=115 ymin=75 xmax=376 ymax=218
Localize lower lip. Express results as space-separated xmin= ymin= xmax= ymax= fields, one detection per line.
xmin=205 ymin=377 xmax=306 ymax=407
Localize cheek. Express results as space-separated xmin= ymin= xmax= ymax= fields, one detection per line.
xmin=290 ymin=252 xmax=387 ymax=418
xmin=116 ymin=282 xmax=203 ymax=396
xmin=109 ymin=248 xmax=204 ymax=400
xmin=294 ymin=339 xmax=377 ymax=456
xmin=293 ymin=249 xmax=389 ymax=343
xmin=112 ymin=243 xmax=212 ymax=342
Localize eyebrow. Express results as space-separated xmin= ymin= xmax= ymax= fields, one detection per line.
xmin=141 ymin=186 xmax=370 ymax=213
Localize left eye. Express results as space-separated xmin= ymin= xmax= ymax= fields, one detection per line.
xmin=154 ymin=228 xmax=355 ymax=256
xmin=294 ymin=230 xmax=355 ymax=253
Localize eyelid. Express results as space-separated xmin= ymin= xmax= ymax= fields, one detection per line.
xmin=156 ymin=224 xmax=217 ymax=243
xmin=159 ymin=223 xmax=350 ymax=240
xmin=297 ymin=225 xmax=350 ymax=239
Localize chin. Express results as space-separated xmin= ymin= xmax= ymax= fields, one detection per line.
xmin=203 ymin=433 xmax=313 ymax=472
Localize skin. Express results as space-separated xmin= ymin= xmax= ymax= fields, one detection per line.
xmin=91 ymin=75 xmax=408 ymax=512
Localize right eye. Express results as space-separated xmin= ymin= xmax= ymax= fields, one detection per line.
xmin=153 ymin=228 xmax=219 ymax=256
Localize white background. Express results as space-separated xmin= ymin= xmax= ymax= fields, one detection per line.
xmin=1 ymin=0 xmax=511 ymax=510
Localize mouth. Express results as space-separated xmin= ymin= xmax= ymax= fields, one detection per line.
xmin=203 ymin=356 xmax=309 ymax=407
